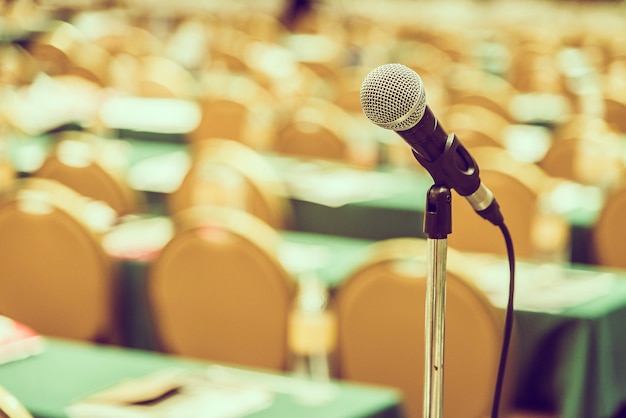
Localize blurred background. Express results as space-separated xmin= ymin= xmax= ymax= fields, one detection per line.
xmin=2 ymin=0 xmax=626 ymax=417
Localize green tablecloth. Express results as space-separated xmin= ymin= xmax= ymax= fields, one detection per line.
xmin=513 ymin=270 xmax=626 ymax=418
xmin=0 ymin=338 xmax=404 ymax=418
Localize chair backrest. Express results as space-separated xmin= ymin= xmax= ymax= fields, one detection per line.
xmin=538 ymin=137 xmax=579 ymax=182
xmin=167 ymin=138 xmax=293 ymax=229
xmin=272 ymin=97 xmax=369 ymax=165
xmin=450 ymin=169 xmax=538 ymax=259
xmin=603 ymin=97 xmax=626 ymax=133
xmin=542 ymin=115 xmax=624 ymax=187
xmin=0 ymin=178 xmax=118 ymax=342
xmin=335 ymin=238 xmax=509 ymax=418
xmin=441 ymin=103 xmax=510 ymax=148
xmin=592 ymin=186 xmax=626 ymax=269
xmin=274 ymin=120 xmax=349 ymax=162
xmin=147 ymin=205 xmax=297 ymax=370
xmin=187 ymin=71 xmax=277 ymax=149
xmin=0 ymin=157 xmax=16 ymax=194
xmin=189 ymin=98 xmax=249 ymax=142
xmin=448 ymin=146 xmax=560 ymax=260
xmin=34 ymin=132 xmax=143 ymax=216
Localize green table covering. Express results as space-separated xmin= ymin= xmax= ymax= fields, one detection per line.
xmin=0 ymin=338 xmax=404 ymax=418
xmin=513 ymin=270 xmax=626 ymax=418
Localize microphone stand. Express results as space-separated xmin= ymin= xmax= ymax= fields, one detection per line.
xmin=422 ymin=185 xmax=452 ymax=418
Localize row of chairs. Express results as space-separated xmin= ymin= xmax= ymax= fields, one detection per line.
xmin=5 ymin=1 xmax=626 ymax=194
xmin=6 ymin=130 xmax=626 ymax=269
xmin=0 ymin=176 xmax=547 ymax=417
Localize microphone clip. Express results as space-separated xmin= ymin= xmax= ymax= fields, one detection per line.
xmin=411 ymin=133 xmax=481 ymax=198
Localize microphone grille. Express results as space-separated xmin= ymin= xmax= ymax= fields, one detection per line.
xmin=360 ymin=63 xmax=427 ymax=131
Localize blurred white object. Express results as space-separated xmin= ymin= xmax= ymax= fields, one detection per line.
xmin=99 ymin=97 xmax=201 ymax=134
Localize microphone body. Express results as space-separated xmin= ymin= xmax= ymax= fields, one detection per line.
xmin=360 ymin=63 xmax=504 ymax=226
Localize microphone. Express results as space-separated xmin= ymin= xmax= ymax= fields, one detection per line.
xmin=360 ymin=63 xmax=504 ymax=226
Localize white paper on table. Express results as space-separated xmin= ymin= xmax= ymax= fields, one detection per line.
xmin=66 ymin=368 xmax=274 ymax=418
xmin=467 ymin=258 xmax=616 ymax=313
xmin=102 ymin=216 xmax=174 ymax=260
xmin=278 ymin=241 xmax=331 ymax=275
xmin=282 ymin=162 xmax=413 ymax=208
xmin=127 ymin=151 xmax=191 ymax=193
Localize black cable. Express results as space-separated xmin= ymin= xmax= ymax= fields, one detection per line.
xmin=491 ymin=222 xmax=516 ymax=418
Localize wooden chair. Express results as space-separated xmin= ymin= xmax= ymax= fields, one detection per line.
xmin=273 ymin=119 xmax=349 ymax=162
xmin=272 ymin=97 xmax=370 ymax=166
xmin=27 ymin=20 xmax=82 ymax=77
xmin=592 ymin=186 xmax=626 ymax=269
xmin=188 ymin=98 xmax=249 ymax=142
xmin=441 ymin=103 xmax=511 ymax=149
xmin=168 ymin=138 xmax=293 ymax=229
xmin=0 ymin=178 xmax=119 ymax=343
xmin=187 ymin=72 xmax=277 ymax=149
xmin=147 ymin=205 xmax=297 ymax=370
xmin=603 ymin=97 xmax=626 ymax=134
xmin=334 ymin=238 xmax=513 ymax=418
xmin=448 ymin=146 xmax=566 ymax=261
xmin=34 ymin=131 xmax=144 ymax=216
xmin=540 ymin=133 xmax=624 ymax=188
xmin=136 ymin=55 xmax=198 ymax=99
xmin=452 ymin=92 xmax=516 ymax=124
xmin=450 ymin=169 xmax=538 ymax=260
xmin=538 ymin=137 xmax=579 ymax=182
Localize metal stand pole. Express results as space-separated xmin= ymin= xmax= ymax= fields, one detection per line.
xmin=422 ymin=185 xmax=452 ymax=418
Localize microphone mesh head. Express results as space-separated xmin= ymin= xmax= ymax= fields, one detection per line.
xmin=360 ymin=63 xmax=426 ymax=131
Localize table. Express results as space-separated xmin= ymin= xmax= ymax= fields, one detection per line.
xmin=462 ymin=258 xmax=626 ymax=418
xmin=0 ymin=338 xmax=404 ymax=418
xmin=518 ymin=273 xmax=626 ymax=418
xmin=105 ymin=215 xmax=626 ymax=418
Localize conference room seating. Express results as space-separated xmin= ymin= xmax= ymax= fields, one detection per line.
xmin=0 ymin=177 xmax=120 ymax=343
xmin=602 ymin=97 xmax=626 ymax=134
xmin=451 ymin=92 xmax=517 ymax=125
xmin=168 ymin=137 xmax=294 ymax=229
xmin=272 ymin=97 xmax=377 ymax=167
xmin=0 ymin=158 xmax=16 ymax=194
xmin=188 ymin=97 xmax=250 ymax=143
xmin=26 ymin=20 xmax=84 ymax=77
xmin=187 ymin=71 xmax=278 ymax=149
xmin=34 ymin=131 xmax=145 ymax=216
xmin=592 ymin=185 xmax=626 ymax=269
xmin=0 ymin=43 xmax=38 ymax=87
xmin=334 ymin=237 xmax=515 ymax=418
xmin=146 ymin=205 xmax=297 ymax=371
xmin=451 ymin=169 xmax=539 ymax=260
xmin=273 ymin=116 xmax=349 ymax=162
xmin=450 ymin=146 xmax=571 ymax=262
xmin=4 ymin=2 xmax=626 ymax=417
xmin=541 ymin=114 xmax=625 ymax=187
xmin=135 ymin=55 xmax=199 ymax=99
xmin=441 ymin=103 xmax=511 ymax=149
xmin=538 ymin=137 xmax=580 ymax=182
